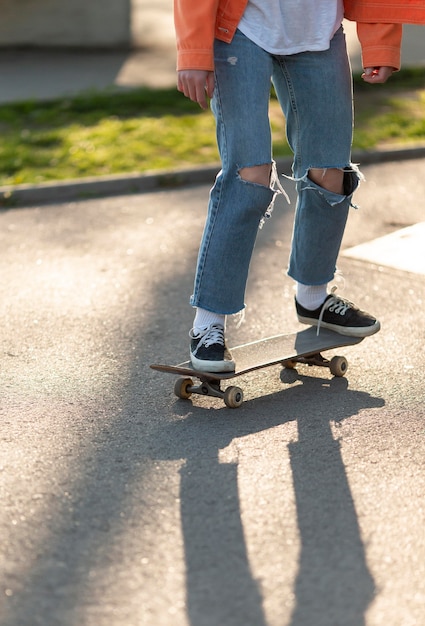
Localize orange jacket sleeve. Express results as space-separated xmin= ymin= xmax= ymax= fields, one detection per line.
xmin=356 ymin=22 xmax=403 ymax=70
xmin=174 ymin=0 xmax=247 ymax=71
xmin=344 ymin=0 xmax=425 ymax=24
xmin=174 ymin=0 xmax=220 ymax=71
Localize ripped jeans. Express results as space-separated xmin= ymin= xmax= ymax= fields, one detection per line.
xmin=190 ymin=27 xmax=360 ymax=315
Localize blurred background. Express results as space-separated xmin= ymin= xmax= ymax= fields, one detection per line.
xmin=0 ymin=0 xmax=423 ymax=103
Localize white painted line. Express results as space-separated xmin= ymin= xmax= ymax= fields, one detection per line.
xmin=343 ymin=222 xmax=425 ymax=275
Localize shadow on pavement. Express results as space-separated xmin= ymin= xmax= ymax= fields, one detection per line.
xmin=0 ymin=185 xmax=384 ymax=626
xmin=156 ymin=374 xmax=383 ymax=626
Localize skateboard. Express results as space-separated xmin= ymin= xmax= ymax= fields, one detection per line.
xmin=150 ymin=327 xmax=364 ymax=409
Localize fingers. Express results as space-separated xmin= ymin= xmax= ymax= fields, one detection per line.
xmin=177 ymin=70 xmax=215 ymax=109
xmin=362 ymin=66 xmax=395 ymax=84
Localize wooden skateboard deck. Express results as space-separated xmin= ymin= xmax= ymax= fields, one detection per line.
xmin=150 ymin=326 xmax=364 ymax=408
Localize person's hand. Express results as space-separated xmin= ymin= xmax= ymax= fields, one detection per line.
xmin=362 ymin=66 xmax=394 ymax=84
xmin=177 ymin=70 xmax=215 ymax=110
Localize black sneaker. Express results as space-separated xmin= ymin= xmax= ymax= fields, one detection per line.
xmin=190 ymin=324 xmax=235 ymax=373
xmin=295 ymin=292 xmax=381 ymax=337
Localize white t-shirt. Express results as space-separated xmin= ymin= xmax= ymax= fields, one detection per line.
xmin=238 ymin=0 xmax=344 ymax=55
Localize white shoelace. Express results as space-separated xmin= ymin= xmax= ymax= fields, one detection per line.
xmin=191 ymin=324 xmax=225 ymax=352
xmin=316 ymin=287 xmax=353 ymax=335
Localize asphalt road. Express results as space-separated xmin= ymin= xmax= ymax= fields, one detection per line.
xmin=0 ymin=158 xmax=424 ymax=626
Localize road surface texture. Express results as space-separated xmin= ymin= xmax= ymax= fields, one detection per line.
xmin=0 ymin=157 xmax=424 ymax=626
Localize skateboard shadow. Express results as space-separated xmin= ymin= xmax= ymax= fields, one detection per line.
xmin=158 ymin=374 xmax=384 ymax=626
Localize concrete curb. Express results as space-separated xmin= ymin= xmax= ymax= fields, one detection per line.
xmin=1 ymin=145 xmax=425 ymax=208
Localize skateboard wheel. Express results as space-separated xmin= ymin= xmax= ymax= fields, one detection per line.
xmin=223 ymin=386 xmax=244 ymax=409
xmin=330 ymin=356 xmax=348 ymax=377
xmin=174 ymin=377 xmax=193 ymax=399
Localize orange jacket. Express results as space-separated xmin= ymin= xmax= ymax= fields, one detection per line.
xmin=174 ymin=0 xmax=423 ymax=72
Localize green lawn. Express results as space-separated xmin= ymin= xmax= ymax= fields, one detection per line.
xmin=1 ymin=69 xmax=424 ymax=186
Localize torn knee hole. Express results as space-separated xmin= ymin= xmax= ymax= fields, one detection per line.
xmin=308 ymin=167 xmax=344 ymax=194
xmin=239 ymin=164 xmax=272 ymax=187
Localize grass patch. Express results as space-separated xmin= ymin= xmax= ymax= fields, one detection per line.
xmin=352 ymin=73 xmax=425 ymax=150
xmin=1 ymin=69 xmax=425 ymax=186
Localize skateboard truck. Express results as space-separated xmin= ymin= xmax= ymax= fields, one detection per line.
xmin=174 ymin=376 xmax=245 ymax=409
xmin=284 ymin=353 xmax=348 ymax=377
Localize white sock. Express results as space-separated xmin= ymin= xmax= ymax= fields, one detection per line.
xmin=296 ymin=283 xmax=328 ymax=311
xmin=193 ymin=308 xmax=226 ymax=335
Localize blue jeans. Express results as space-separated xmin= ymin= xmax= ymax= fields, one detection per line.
xmin=191 ymin=27 xmax=360 ymax=315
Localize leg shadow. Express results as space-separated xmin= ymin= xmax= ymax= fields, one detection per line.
xmin=181 ymin=458 xmax=267 ymax=626
xmin=287 ymin=375 xmax=379 ymax=626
